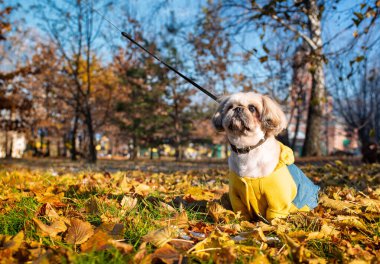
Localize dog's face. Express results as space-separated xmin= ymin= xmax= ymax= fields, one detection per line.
xmin=212 ymin=92 xmax=287 ymax=143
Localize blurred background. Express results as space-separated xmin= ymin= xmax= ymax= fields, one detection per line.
xmin=1 ymin=0 xmax=379 ymax=163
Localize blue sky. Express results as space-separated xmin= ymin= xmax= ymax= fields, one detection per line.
xmin=5 ymin=0 xmax=375 ymax=101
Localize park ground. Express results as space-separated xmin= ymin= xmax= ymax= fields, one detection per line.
xmin=0 ymin=158 xmax=379 ymax=263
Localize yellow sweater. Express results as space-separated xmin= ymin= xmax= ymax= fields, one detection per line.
xmin=228 ymin=142 xmax=320 ymax=221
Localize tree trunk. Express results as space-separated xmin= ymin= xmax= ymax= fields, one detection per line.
xmin=291 ymin=106 xmax=302 ymax=150
xmin=84 ymin=106 xmax=97 ymax=163
xmin=63 ymin=134 xmax=67 ymax=157
xmin=70 ymin=111 xmax=79 ymax=161
xmin=302 ymin=0 xmax=325 ymax=156
xmin=40 ymin=132 xmax=44 ymax=154
xmin=4 ymin=124 xmax=9 ymax=158
xmin=46 ymin=140 xmax=50 ymax=157
xmin=131 ymin=136 xmax=138 ymax=160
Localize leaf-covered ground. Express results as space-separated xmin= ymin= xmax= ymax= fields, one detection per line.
xmin=0 ymin=161 xmax=379 ymax=263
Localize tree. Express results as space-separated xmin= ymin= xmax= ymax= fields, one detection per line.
xmin=112 ymin=39 xmax=169 ymax=160
xmin=33 ymin=0 xmax=113 ymax=163
xmin=196 ymin=0 xmax=331 ymax=156
xmin=161 ymin=12 xmax=195 ymax=160
xmin=333 ymin=57 xmax=380 ymax=150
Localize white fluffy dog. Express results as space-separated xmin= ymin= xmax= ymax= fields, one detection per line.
xmin=212 ymin=92 xmax=319 ymax=221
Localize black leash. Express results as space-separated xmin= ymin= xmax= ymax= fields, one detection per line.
xmin=93 ymin=8 xmax=218 ymax=102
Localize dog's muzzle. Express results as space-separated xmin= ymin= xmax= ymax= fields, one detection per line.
xmin=229 ymin=108 xmax=250 ymax=132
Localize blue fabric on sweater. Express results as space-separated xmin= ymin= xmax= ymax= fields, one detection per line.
xmin=287 ymin=164 xmax=320 ymax=209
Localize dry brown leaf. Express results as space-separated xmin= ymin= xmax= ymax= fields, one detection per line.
xmin=33 ymin=218 xmax=67 ymax=238
xmin=319 ymin=195 xmax=357 ymax=212
xmin=86 ymin=196 xmax=99 ymax=214
xmin=150 ymin=244 xmax=181 ymax=264
xmin=133 ymin=242 xmax=148 ymax=263
xmin=2 ymin=231 xmax=24 ymax=251
xmin=143 ymin=226 xmax=178 ymax=248
xmin=108 ymin=240 xmax=134 ymax=255
xmin=65 ymin=218 xmax=94 ymax=245
xmin=38 ymin=203 xmax=61 ymax=221
xmin=35 ymin=192 xmax=66 ymax=207
xmin=158 ymin=201 xmax=177 ymax=213
xmin=81 ymin=230 xmax=110 ymax=252
xmin=319 ymin=224 xmax=340 ymax=238
xmin=334 ymin=215 xmax=370 ymax=233
xmin=97 ymin=222 xmax=125 ymax=240
xmin=167 ymin=210 xmax=188 ymax=228
xmin=359 ymin=198 xmax=380 ymax=213
xmin=120 ymin=195 xmax=138 ymax=213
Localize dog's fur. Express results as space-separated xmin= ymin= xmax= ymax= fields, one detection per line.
xmin=212 ymin=92 xmax=287 ymax=178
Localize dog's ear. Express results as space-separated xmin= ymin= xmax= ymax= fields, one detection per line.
xmin=261 ymin=95 xmax=287 ymax=136
xmin=212 ymin=96 xmax=229 ymax=132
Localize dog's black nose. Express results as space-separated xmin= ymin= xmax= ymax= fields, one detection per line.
xmin=234 ymin=106 xmax=243 ymax=113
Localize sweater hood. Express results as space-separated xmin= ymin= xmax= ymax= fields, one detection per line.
xmin=277 ymin=142 xmax=295 ymax=168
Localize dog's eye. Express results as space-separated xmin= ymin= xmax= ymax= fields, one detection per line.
xmin=248 ymin=105 xmax=256 ymax=113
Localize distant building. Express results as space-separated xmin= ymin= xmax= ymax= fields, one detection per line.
xmin=0 ymin=131 xmax=27 ymax=158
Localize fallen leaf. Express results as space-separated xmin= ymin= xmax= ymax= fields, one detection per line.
xmin=207 ymin=202 xmax=236 ymax=223
xmin=35 ymin=192 xmax=66 ymax=207
xmin=151 ymin=244 xmax=181 ymax=264
xmin=33 ymin=218 xmax=67 ymax=238
xmin=2 ymin=231 xmax=24 ymax=251
xmin=81 ymin=230 xmax=110 ymax=252
xmin=188 ymin=229 xmax=235 ymax=260
xmin=37 ymin=203 xmax=61 ymax=221
xmin=319 ymin=195 xmax=357 ymax=212
xmin=65 ymin=218 xmax=94 ymax=245
xmin=86 ymin=196 xmax=99 ymax=214
xmin=108 ymin=240 xmax=134 ymax=255
xmin=133 ymin=242 xmax=148 ymax=263
xmin=334 ymin=215 xmax=370 ymax=233
xmin=143 ymin=226 xmax=178 ymax=248
xmin=120 ymin=195 xmax=138 ymax=213
xmin=134 ymin=184 xmax=151 ymax=197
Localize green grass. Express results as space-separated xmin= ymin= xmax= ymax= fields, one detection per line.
xmin=0 ymin=196 xmax=40 ymax=236
xmin=307 ymin=239 xmax=344 ymax=261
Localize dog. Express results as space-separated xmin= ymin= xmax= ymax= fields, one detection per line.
xmin=212 ymin=92 xmax=320 ymax=222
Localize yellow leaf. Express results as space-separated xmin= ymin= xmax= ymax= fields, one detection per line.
xmin=134 ymin=184 xmax=151 ymax=197
xmin=143 ymin=226 xmax=178 ymax=248
xmin=183 ymin=186 xmax=215 ymax=201
xmin=33 ymin=218 xmax=67 ymax=238
xmin=320 ymin=224 xmax=340 ymax=237
xmin=207 ymin=202 xmax=236 ymax=223
xmin=334 ymin=215 xmax=370 ymax=233
xmin=188 ymin=229 xmax=235 ymax=260
xmin=65 ymin=218 xmax=94 ymax=245
xmin=319 ymin=195 xmax=357 ymax=212
xmin=249 ymin=253 xmax=271 ymax=264
xmin=3 ymin=231 xmax=24 ymax=251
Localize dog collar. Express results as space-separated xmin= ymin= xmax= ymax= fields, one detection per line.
xmin=230 ymin=137 xmax=267 ymax=154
